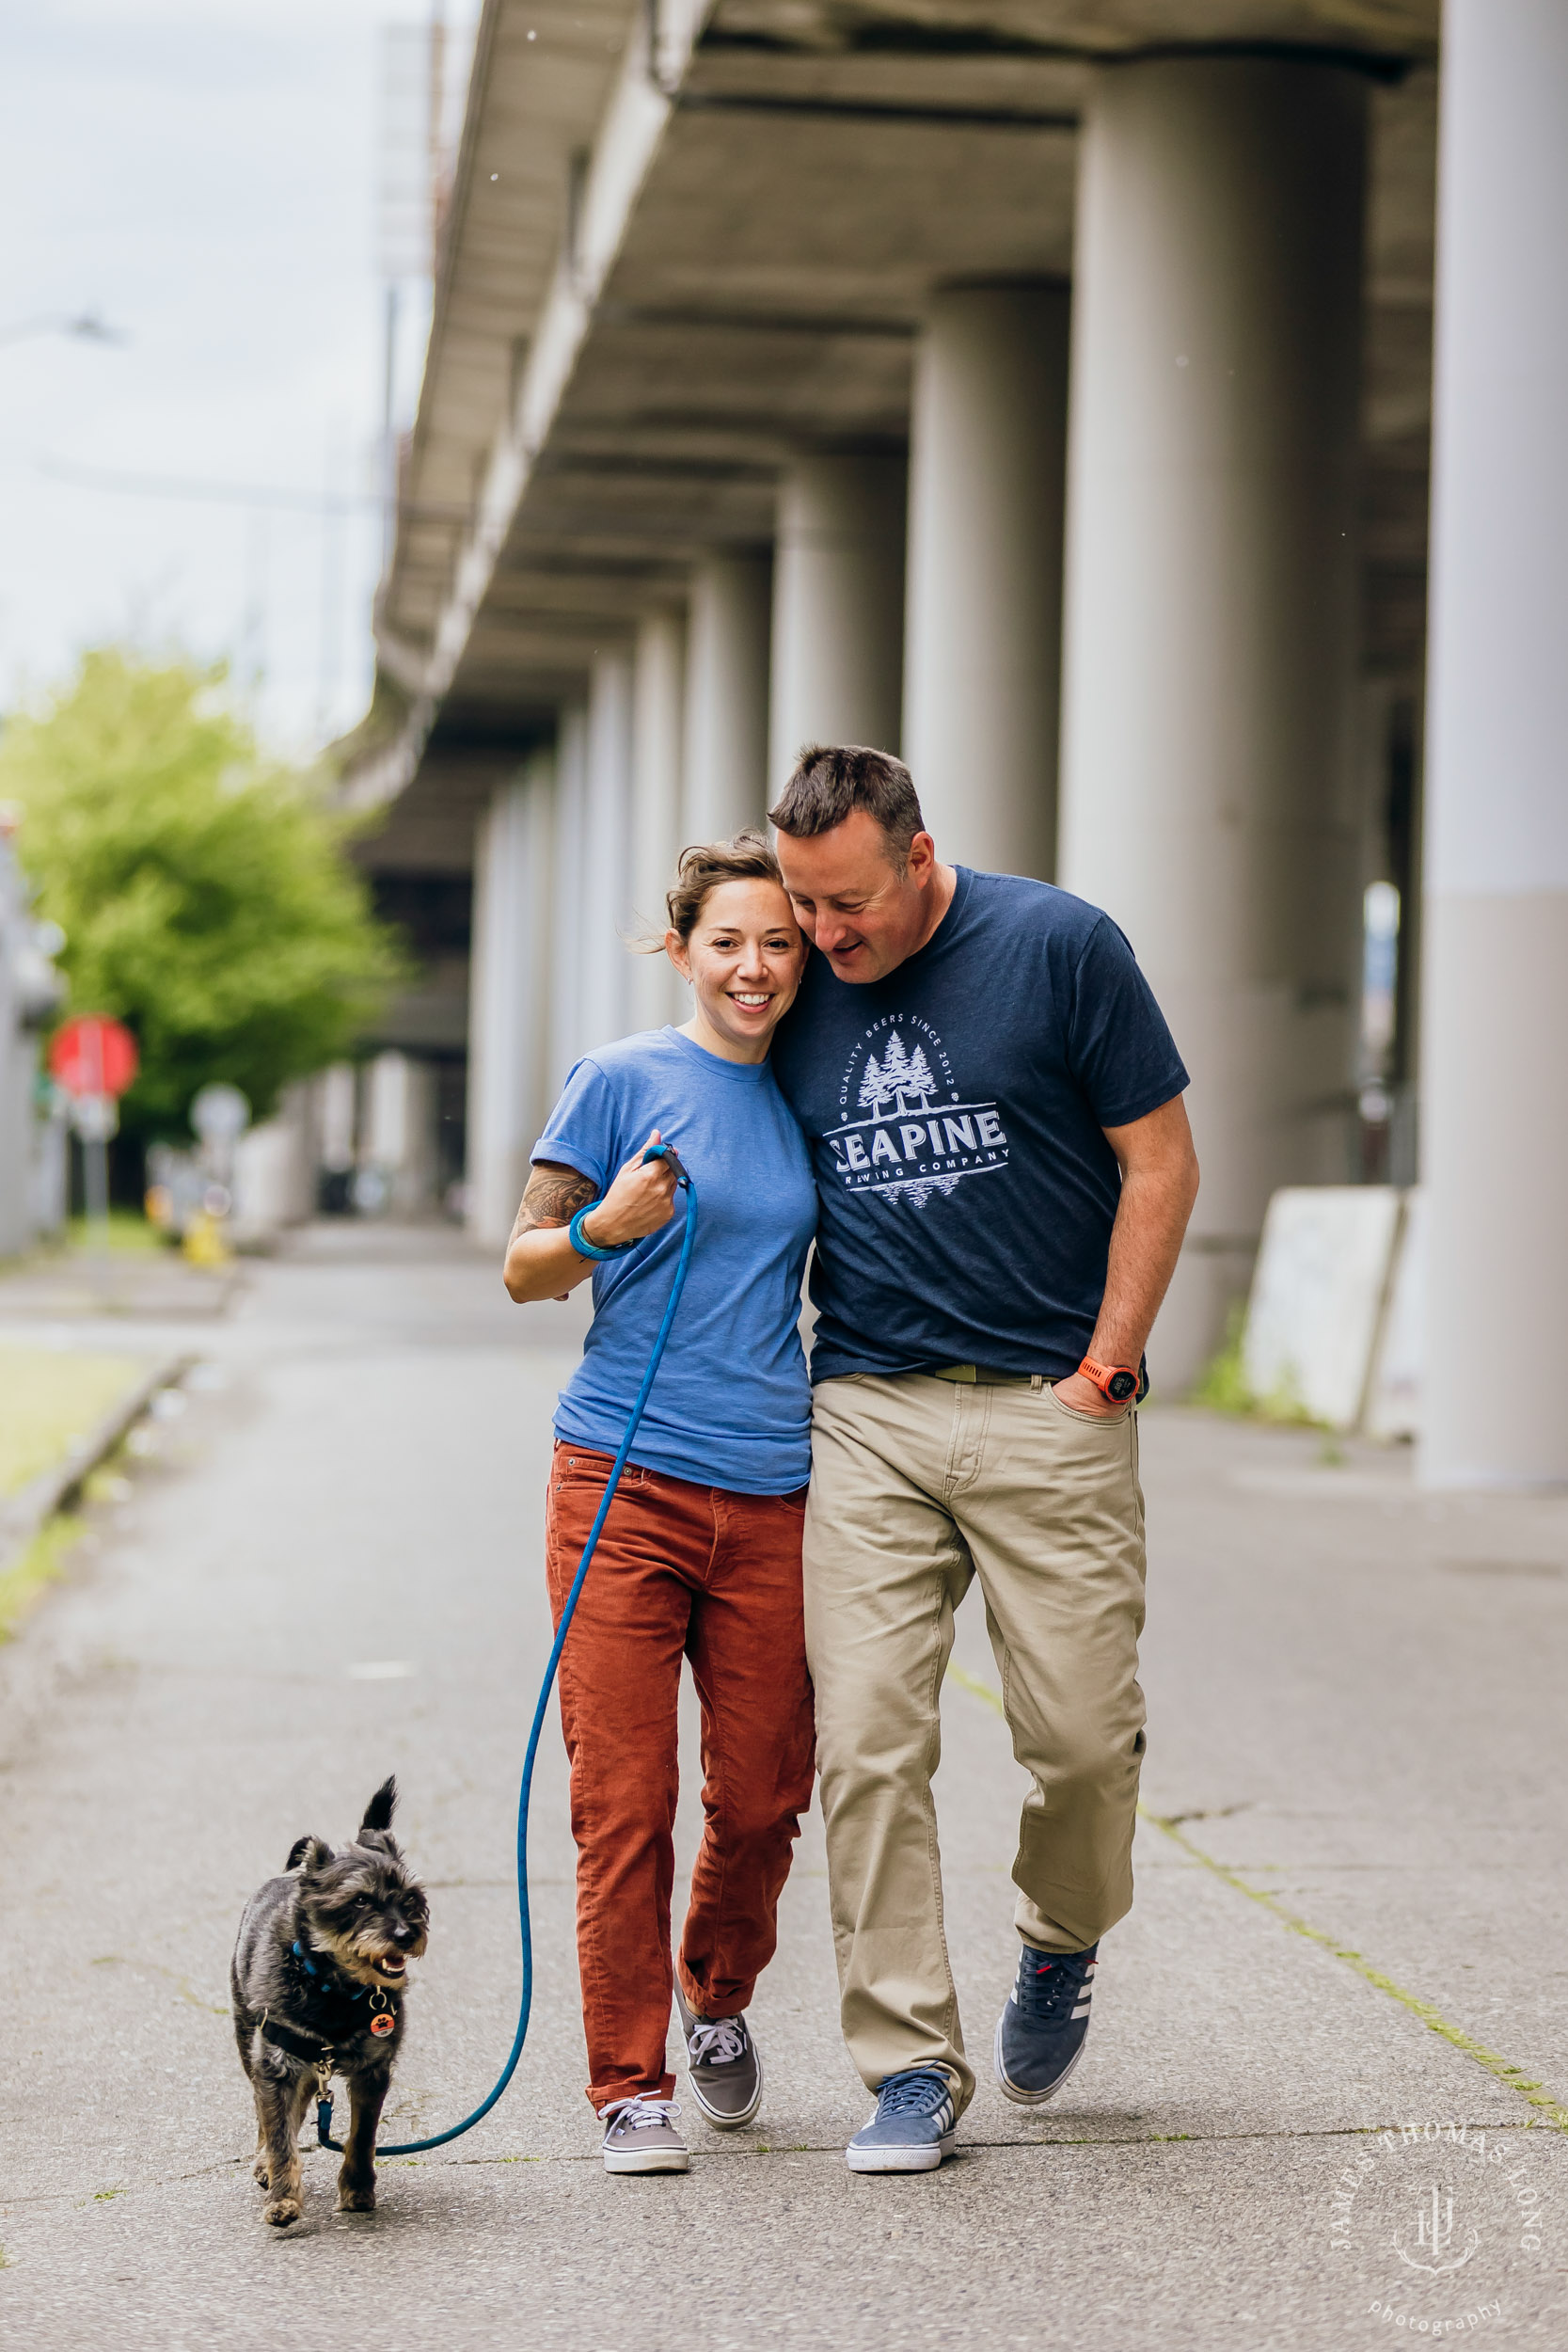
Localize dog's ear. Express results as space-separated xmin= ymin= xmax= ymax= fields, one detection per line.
xmin=287 ymin=1835 xmax=334 ymax=1873
xmin=359 ymin=1776 xmax=399 ymax=1838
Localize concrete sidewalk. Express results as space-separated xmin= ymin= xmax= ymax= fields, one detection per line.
xmin=0 ymin=1225 xmax=1563 ymax=2348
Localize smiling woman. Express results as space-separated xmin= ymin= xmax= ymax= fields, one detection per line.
xmin=499 ymin=828 xmax=819 ymax=2178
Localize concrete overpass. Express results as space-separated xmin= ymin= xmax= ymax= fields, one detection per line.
xmin=344 ymin=0 xmax=1568 ymax=1489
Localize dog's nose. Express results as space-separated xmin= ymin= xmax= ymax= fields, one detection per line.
xmin=391 ymin=1922 xmax=413 ymax=1946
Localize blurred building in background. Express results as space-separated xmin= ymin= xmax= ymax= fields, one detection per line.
xmin=0 ymin=809 xmax=65 ymax=1254
xmin=341 ymin=0 xmax=1568 ymax=1490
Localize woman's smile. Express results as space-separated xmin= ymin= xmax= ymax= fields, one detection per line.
xmin=668 ymin=874 xmax=807 ymax=1065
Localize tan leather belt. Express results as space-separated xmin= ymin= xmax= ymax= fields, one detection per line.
xmin=929 ymin=1363 xmax=1043 ymax=1388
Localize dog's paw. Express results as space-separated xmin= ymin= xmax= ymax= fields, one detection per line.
xmin=263 ymin=2196 xmax=302 ymax=2228
xmin=253 ymin=2157 xmax=271 ymax=2189
xmin=336 ymin=2185 xmax=376 ymax=2214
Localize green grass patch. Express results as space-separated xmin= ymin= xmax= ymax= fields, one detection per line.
xmin=0 ymin=1345 xmax=149 ymax=1498
xmin=66 ymin=1210 xmax=163 ymax=1255
xmin=1187 ymin=1304 xmax=1321 ymax=1426
xmin=0 ymin=1512 xmax=83 ymax=1643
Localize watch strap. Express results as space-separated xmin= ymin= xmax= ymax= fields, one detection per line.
xmin=1079 ymin=1356 xmax=1140 ymax=1402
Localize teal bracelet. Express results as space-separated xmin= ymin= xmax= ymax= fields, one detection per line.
xmin=568 ymin=1201 xmax=636 ymax=1262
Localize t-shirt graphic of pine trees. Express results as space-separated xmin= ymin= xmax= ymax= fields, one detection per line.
xmin=856 ymin=1031 xmax=957 ymax=1206
xmin=879 ymin=1033 xmax=913 ymax=1109
xmin=868 ymin=1031 xmax=938 ymax=1115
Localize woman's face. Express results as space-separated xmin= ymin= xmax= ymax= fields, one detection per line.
xmin=669 ymin=877 xmax=807 ymax=1056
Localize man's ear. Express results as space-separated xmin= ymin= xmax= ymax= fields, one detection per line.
xmin=905 ymin=830 xmax=937 ymax=883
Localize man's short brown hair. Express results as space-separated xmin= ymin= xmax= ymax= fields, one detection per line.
xmin=768 ymin=744 xmax=926 ymax=869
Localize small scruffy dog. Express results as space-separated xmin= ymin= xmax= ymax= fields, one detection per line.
xmin=231 ymin=1776 xmax=430 ymax=2226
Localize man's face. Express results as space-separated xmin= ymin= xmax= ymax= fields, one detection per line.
xmin=774 ymin=807 xmax=939 ymax=984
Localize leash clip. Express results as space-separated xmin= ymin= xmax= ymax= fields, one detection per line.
xmin=641 ymin=1142 xmax=689 ymax=1187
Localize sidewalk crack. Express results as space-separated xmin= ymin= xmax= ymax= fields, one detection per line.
xmin=943 ymin=1661 xmax=1568 ymax=2136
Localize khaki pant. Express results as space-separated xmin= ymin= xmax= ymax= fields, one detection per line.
xmin=802 ymin=1371 xmax=1148 ymax=2111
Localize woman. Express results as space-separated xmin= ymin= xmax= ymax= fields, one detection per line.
xmin=502 ymin=830 xmax=816 ymax=2175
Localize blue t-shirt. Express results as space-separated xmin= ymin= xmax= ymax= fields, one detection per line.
xmin=532 ymin=1026 xmax=816 ymax=1494
xmin=768 ymin=867 xmax=1189 ymax=1384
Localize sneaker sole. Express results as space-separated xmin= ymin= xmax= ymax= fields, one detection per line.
xmin=602 ymin=2146 xmax=690 ymax=2175
xmin=686 ymin=2047 xmax=764 ymax=2133
xmin=845 ymin=2130 xmax=956 ymax=2175
xmin=991 ymin=2016 xmax=1088 ymax=2107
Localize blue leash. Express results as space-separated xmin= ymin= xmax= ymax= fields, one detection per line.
xmin=317 ymin=1144 xmax=696 ymax=2157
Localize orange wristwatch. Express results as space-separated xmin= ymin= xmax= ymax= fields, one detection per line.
xmin=1079 ymin=1357 xmax=1139 ymax=1404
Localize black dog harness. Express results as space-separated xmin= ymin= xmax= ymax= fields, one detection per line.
xmin=259 ymin=1942 xmax=400 ymax=2071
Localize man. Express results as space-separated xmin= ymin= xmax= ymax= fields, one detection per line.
xmin=768 ymin=744 xmax=1198 ymax=2174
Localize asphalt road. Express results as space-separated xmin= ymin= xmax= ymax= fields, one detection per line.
xmin=1 ymin=1223 xmax=1564 ymax=2350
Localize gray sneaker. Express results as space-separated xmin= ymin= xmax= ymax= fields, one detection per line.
xmin=599 ymin=2095 xmax=689 ymax=2174
xmin=674 ymin=1979 xmax=764 ymax=2130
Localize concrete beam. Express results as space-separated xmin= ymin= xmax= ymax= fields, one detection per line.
xmin=466 ymin=749 xmax=555 ymax=1245
xmin=903 ymin=282 xmax=1070 ymax=881
xmin=1057 ymin=54 xmax=1368 ymax=1391
xmin=1419 ymin=0 xmax=1568 ymax=1488
xmin=768 ymin=453 xmax=906 ymax=789
xmin=628 ymin=608 xmax=688 ymax=1033
xmin=684 ymin=552 xmax=772 ymax=841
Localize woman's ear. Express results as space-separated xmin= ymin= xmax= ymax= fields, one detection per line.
xmin=665 ymin=929 xmax=690 ymax=981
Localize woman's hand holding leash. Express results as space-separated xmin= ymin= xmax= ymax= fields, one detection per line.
xmin=578 ymin=1130 xmax=680 ymax=1251
xmin=502 ymin=1134 xmax=683 ymax=1303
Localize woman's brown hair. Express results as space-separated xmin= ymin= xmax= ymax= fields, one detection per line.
xmin=641 ymin=828 xmax=790 ymax=946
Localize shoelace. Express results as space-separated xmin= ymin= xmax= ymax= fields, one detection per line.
xmin=604 ymin=2095 xmax=682 ymax=2133
xmin=1013 ymin=1947 xmax=1095 ymax=2024
xmin=876 ymin=2068 xmax=951 ymax=2117
xmin=688 ymin=2015 xmax=750 ymax=2067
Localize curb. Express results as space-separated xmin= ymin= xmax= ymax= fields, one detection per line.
xmin=0 ymin=1350 xmax=198 ymax=1771
xmin=0 ymin=1350 xmax=195 ymax=1580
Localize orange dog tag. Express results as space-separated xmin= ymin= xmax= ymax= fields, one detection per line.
xmin=370 ymin=2012 xmax=396 ymax=2036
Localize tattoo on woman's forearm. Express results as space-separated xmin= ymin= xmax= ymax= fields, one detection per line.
xmin=512 ymin=1165 xmax=595 ymax=1242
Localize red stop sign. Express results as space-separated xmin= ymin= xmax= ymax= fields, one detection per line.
xmin=50 ymin=1015 xmax=139 ymax=1099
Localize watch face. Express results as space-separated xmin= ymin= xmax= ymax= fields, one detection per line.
xmin=1106 ymin=1370 xmax=1137 ymax=1402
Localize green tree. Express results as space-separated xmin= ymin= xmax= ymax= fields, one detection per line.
xmin=0 ymin=649 xmax=404 ymax=1139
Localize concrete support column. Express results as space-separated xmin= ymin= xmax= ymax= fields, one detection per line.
xmin=629 ymin=608 xmax=688 ymax=1033
xmin=903 ymin=283 xmax=1070 ymax=880
xmin=547 ymin=703 xmax=588 ymax=1091
xmin=466 ymin=747 xmax=554 ymax=1245
xmin=1420 ymin=0 xmax=1568 ymax=1486
xmin=768 ymin=453 xmax=906 ymax=791
xmin=364 ymin=1051 xmax=438 ymax=1216
xmin=684 ymin=552 xmax=771 ymax=840
xmin=579 ymin=649 xmax=635 ymax=1053
xmin=1056 ymin=56 xmax=1368 ymax=1388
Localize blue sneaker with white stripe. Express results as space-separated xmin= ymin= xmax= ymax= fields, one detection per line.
xmin=992 ymin=1941 xmax=1099 ymax=2105
xmin=845 ymin=2067 xmax=958 ymax=2173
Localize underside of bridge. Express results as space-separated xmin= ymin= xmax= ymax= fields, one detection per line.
xmin=360 ymin=0 xmax=1434 ymax=820
xmin=340 ymin=0 xmax=1568 ymax=1486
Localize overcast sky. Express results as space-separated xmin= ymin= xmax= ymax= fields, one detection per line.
xmin=1 ymin=1 xmax=475 ymax=755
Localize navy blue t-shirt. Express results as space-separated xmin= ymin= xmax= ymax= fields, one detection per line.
xmin=768 ymin=868 xmax=1189 ymax=1384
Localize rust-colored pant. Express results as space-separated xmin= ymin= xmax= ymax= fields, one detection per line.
xmin=545 ymin=1443 xmax=816 ymax=2110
